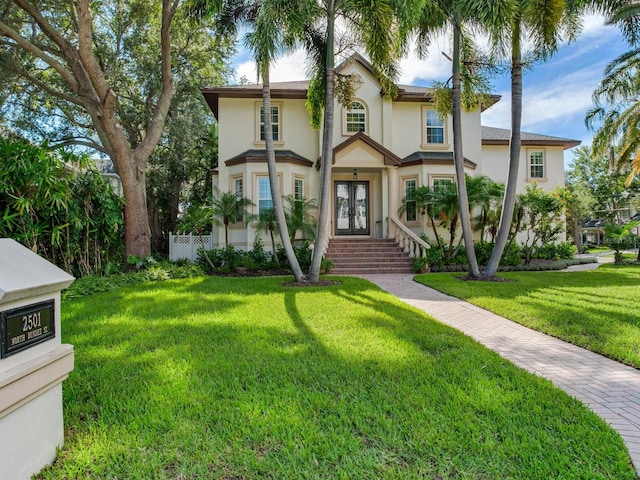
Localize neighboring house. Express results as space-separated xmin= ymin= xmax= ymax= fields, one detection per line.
xmin=94 ymin=157 xmax=123 ymax=197
xmin=201 ymin=54 xmax=579 ymax=251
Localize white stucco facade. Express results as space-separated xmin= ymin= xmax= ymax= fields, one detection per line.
xmin=202 ymin=55 xmax=579 ymax=249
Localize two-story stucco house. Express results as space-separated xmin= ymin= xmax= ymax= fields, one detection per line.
xmin=201 ymin=54 xmax=579 ymax=265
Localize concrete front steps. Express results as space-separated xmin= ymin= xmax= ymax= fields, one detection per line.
xmin=325 ymin=238 xmax=414 ymax=274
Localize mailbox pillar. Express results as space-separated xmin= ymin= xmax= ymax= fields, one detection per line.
xmin=0 ymin=239 xmax=75 ymax=480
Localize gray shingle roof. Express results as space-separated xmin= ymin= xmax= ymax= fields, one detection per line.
xmin=482 ymin=126 xmax=580 ymax=149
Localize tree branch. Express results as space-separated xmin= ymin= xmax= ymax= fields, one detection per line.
xmin=0 ymin=60 xmax=85 ymax=107
xmin=0 ymin=19 xmax=78 ymax=91
xmin=133 ymin=0 xmax=177 ymax=165
xmin=49 ymin=138 xmax=108 ymax=154
xmin=74 ymin=0 xmax=110 ymax=100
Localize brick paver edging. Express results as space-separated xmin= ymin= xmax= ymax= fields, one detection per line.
xmin=358 ymin=273 xmax=640 ymax=476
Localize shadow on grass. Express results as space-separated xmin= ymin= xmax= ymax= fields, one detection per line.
xmin=415 ymin=266 xmax=640 ymax=367
xmin=43 ymin=275 xmax=636 ymax=480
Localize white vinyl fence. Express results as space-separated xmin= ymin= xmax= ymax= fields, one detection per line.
xmin=169 ymin=232 xmax=213 ymax=262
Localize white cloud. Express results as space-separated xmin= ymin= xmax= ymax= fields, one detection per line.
xmin=234 ymin=49 xmax=309 ymax=84
xmin=398 ymin=34 xmax=452 ymax=85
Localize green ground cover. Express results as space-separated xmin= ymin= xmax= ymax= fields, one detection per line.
xmin=416 ymin=265 xmax=640 ymax=368
xmin=39 ymin=276 xmax=634 ymax=479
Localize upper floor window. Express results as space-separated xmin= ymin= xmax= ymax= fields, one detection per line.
xmin=424 ymin=109 xmax=445 ymax=144
xmin=259 ymin=105 xmax=280 ymax=141
xmin=345 ymin=101 xmax=367 ymax=134
xmin=404 ymin=179 xmax=417 ymax=222
xmin=529 ymin=150 xmax=545 ymax=179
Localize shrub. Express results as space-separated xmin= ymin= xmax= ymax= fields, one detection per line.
xmin=532 ymin=242 xmax=576 ymax=261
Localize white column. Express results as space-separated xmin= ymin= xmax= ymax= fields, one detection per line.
xmin=387 ymin=166 xmax=399 ymax=236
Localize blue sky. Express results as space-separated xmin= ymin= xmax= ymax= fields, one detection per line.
xmin=231 ymin=15 xmax=629 ymax=165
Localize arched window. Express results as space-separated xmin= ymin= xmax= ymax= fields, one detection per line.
xmin=345 ymin=101 xmax=366 ymax=134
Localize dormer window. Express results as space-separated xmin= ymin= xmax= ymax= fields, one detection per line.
xmin=344 ymin=101 xmax=367 ymax=135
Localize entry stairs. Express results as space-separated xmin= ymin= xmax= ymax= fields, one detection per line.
xmin=325 ymin=238 xmax=414 ymax=275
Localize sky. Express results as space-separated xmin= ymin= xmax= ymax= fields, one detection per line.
xmin=230 ymin=15 xmax=629 ymax=165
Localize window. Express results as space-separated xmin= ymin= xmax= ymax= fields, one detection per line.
xmin=529 ymin=150 xmax=545 ymax=179
xmin=345 ymin=101 xmax=366 ymax=133
xmin=433 ymin=177 xmax=453 ymax=192
xmin=234 ymin=177 xmax=243 ymax=222
xmin=294 ymin=178 xmax=304 ymax=201
xmin=257 ymin=176 xmax=273 ymax=216
xmin=294 ymin=178 xmax=304 ymax=219
xmin=404 ymin=179 xmax=417 ymax=222
xmin=259 ymin=105 xmax=280 ymax=141
xmin=425 ymin=109 xmax=445 ymax=144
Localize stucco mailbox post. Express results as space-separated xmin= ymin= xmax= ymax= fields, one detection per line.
xmin=0 ymin=239 xmax=75 ymax=480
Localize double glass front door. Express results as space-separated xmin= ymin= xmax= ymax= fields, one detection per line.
xmin=335 ymin=181 xmax=369 ymax=235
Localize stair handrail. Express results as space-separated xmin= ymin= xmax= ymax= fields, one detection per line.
xmin=388 ymin=215 xmax=430 ymax=258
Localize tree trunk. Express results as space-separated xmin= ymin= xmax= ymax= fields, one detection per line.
xmin=451 ymin=23 xmax=480 ymax=277
xmin=262 ymin=66 xmax=305 ymax=281
xmin=484 ymin=19 xmax=522 ymax=277
xmin=148 ymin=195 xmax=164 ymax=254
xmin=572 ymin=216 xmax=583 ymax=254
xmin=309 ymin=3 xmax=336 ymax=282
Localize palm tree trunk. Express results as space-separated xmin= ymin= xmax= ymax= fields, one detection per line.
xmin=429 ymin=216 xmax=444 ymax=253
xmin=451 ymin=22 xmax=480 ymax=277
xmin=309 ymin=3 xmax=336 ymax=282
xmin=262 ymin=65 xmax=305 ymax=281
xmin=484 ymin=19 xmax=522 ymax=277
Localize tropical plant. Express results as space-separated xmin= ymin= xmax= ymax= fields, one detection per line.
xmin=468 ymin=176 xmax=505 ymax=242
xmin=517 ymin=185 xmax=566 ymax=264
xmin=604 ymin=221 xmax=639 ymax=264
xmin=400 ymin=185 xmax=444 ymax=252
xmin=283 ymin=194 xmax=317 ymax=243
xmin=0 ymin=1 xmax=183 ymax=259
xmin=413 ymin=0 xmax=496 ymax=277
xmin=190 ymin=0 xmax=306 ymax=281
xmin=304 ymin=0 xmax=414 ymax=282
xmin=211 ymin=188 xmax=254 ymax=247
xmin=483 ymin=0 xmax=581 ymax=277
xmin=0 ymin=135 xmax=124 ymax=276
xmin=255 ymin=207 xmax=280 ymax=263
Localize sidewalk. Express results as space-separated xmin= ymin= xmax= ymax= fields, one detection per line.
xmin=358 ymin=273 xmax=640 ymax=475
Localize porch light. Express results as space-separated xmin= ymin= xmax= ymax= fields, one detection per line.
xmin=353 ymin=169 xmax=358 ymax=180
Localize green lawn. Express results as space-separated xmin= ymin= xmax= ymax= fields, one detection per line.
xmin=416 ymin=265 xmax=640 ymax=368
xmin=38 ymin=276 xmax=634 ymax=479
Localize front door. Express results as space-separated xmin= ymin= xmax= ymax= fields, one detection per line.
xmin=335 ymin=181 xmax=369 ymax=235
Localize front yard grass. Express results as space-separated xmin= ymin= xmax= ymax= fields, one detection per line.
xmin=38 ymin=276 xmax=634 ymax=479
xmin=416 ymin=265 xmax=640 ymax=368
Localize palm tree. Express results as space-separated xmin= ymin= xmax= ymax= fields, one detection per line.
xmin=211 ymin=188 xmax=254 ymax=247
xmin=466 ymin=176 xmax=504 ymax=241
xmin=587 ymin=1 xmax=640 ymax=186
xmin=255 ymin=207 xmax=280 ymax=263
xmin=483 ymin=0 xmax=578 ymax=277
xmin=305 ymin=0 xmax=414 ymax=281
xmin=434 ymin=181 xmax=462 ymax=260
xmin=603 ymin=220 xmax=639 ymax=264
xmin=283 ymin=194 xmax=317 ymax=244
xmin=412 ymin=0 xmax=505 ymax=277
xmin=245 ymin=0 xmax=307 ymax=281
xmin=189 ymin=0 xmax=306 ymax=281
xmin=399 ymin=185 xmax=444 ymax=252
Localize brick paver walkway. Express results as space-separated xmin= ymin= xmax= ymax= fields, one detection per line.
xmin=358 ymin=273 xmax=640 ymax=475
